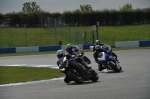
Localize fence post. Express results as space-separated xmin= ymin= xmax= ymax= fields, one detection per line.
xmin=75 ymin=22 xmax=78 ymax=44
xmin=92 ymin=31 xmax=95 ymax=44
xmin=54 ymin=19 xmax=57 ymax=45
xmin=83 ymin=31 xmax=86 ymax=44
xmin=24 ymin=24 xmax=27 ymax=47
xmin=68 ymin=25 xmax=70 ymax=41
xmin=96 ymin=22 xmax=99 ymax=40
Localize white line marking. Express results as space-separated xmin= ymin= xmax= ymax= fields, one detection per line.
xmin=0 ymin=64 xmax=59 ymax=69
xmin=0 ymin=77 xmax=64 ymax=87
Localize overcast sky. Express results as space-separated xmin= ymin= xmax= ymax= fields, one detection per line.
xmin=0 ymin=0 xmax=150 ymax=14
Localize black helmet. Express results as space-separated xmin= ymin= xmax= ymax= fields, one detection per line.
xmin=95 ymin=40 xmax=100 ymax=45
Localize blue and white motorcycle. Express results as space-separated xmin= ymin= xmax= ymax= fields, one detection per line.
xmin=97 ymin=52 xmax=122 ymax=72
xmin=90 ymin=44 xmax=118 ymax=59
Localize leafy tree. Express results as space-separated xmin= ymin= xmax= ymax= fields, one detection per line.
xmin=22 ymin=2 xmax=42 ymax=12
xmin=80 ymin=4 xmax=93 ymax=13
xmin=119 ymin=3 xmax=133 ymax=11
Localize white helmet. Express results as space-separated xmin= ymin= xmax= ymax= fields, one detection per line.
xmin=56 ymin=49 xmax=64 ymax=59
xmin=95 ymin=40 xmax=100 ymax=45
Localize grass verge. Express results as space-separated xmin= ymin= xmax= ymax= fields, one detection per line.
xmin=0 ymin=66 xmax=64 ymax=85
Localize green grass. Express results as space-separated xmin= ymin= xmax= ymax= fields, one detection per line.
xmin=98 ymin=24 xmax=150 ymax=46
xmin=0 ymin=51 xmax=57 ymax=57
xmin=0 ymin=24 xmax=150 ymax=48
xmin=0 ymin=66 xmax=64 ymax=85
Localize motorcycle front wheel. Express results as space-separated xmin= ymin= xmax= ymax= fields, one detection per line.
xmin=83 ymin=56 xmax=91 ymax=64
xmin=68 ymin=70 xmax=83 ymax=84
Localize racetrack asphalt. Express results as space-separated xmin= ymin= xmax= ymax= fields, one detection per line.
xmin=0 ymin=49 xmax=150 ymax=99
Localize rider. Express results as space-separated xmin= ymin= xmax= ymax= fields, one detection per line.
xmin=93 ymin=40 xmax=106 ymax=63
xmin=93 ymin=40 xmax=104 ymax=52
xmin=65 ymin=43 xmax=91 ymax=69
xmin=93 ymin=44 xmax=108 ymax=71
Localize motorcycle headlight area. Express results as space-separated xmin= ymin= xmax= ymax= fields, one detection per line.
xmin=77 ymin=50 xmax=82 ymax=56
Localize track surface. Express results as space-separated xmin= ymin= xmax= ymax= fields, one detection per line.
xmin=0 ymin=49 xmax=150 ymax=99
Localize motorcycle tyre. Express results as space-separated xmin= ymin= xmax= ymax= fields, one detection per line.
xmin=67 ymin=70 xmax=83 ymax=84
xmin=111 ymin=52 xmax=118 ymax=59
xmin=83 ymin=56 xmax=91 ymax=64
xmin=112 ymin=64 xmax=122 ymax=72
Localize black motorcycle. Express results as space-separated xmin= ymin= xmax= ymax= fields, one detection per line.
xmin=59 ymin=53 xmax=99 ymax=84
xmin=56 ymin=48 xmax=91 ymax=67
xmin=77 ymin=48 xmax=91 ymax=64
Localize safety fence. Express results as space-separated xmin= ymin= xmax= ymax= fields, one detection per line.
xmin=0 ymin=15 xmax=98 ymax=48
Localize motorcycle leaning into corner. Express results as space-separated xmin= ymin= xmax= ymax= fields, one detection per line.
xmin=97 ymin=52 xmax=122 ymax=72
xmin=56 ymin=50 xmax=99 ymax=84
xmin=56 ymin=46 xmax=91 ymax=66
xmin=90 ymin=44 xmax=118 ymax=59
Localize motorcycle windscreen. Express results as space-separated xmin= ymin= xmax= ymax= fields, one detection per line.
xmin=98 ymin=52 xmax=105 ymax=61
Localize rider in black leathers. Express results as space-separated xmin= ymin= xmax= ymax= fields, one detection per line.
xmin=93 ymin=40 xmax=109 ymax=71
xmin=93 ymin=40 xmax=105 ymax=52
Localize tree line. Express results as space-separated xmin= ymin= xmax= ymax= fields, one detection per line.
xmin=0 ymin=2 xmax=150 ymax=27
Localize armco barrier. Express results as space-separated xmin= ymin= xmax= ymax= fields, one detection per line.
xmin=1 ymin=40 xmax=149 ymax=54
xmin=115 ymin=40 xmax=150 ymax=48
xmin=139 ymin=40 xmax=150 ymax=47
xmin=115 ymin=41 xmax=139 ymax=48
xmin=0 ymin=48 xmax=16 ymax=53
xmin=16 ymin=46 xmax=39 ymax=53
xmin=0 ymin=44 xmax=94 ymax=54
xmin=39 ymin=46 xmax=61 ymax=52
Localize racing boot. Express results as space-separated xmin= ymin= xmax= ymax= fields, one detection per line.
xmin=64 ymin=76 xmax=71 ymax=83
xmin=98 ymin=64 xmax=105 ymax=71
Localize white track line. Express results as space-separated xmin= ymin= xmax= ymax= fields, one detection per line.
xmin=0 ymin=64 xmax=59 ymax=69
xmin=0 ymin=77 xmax=64 ymax=87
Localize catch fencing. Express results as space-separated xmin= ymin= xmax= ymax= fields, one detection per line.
xmin=0 ymin=15 xmax=98 ymax=48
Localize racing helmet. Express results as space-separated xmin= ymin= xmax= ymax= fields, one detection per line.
xmin=56 ymin=49 xmax=64 ymax=59
xmin=95 ymin=40 xmax=100 ymax=45
xmin=66 ymin=43 xmax=72 ymax=49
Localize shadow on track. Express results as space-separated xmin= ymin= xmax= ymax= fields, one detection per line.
xmin=66 ymin=81 xmax=100 ymax=85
